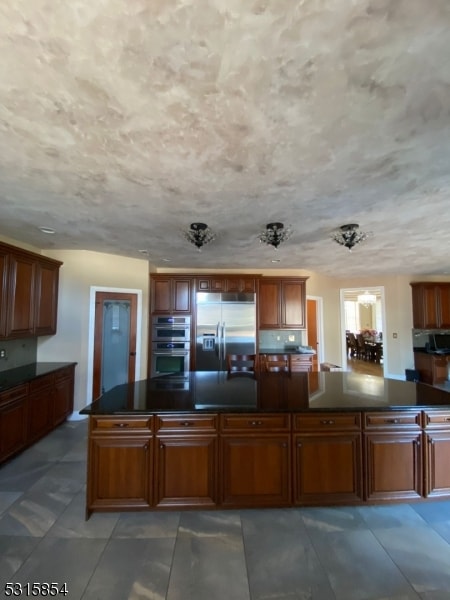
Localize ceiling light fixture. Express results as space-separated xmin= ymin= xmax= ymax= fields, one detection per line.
xmin=38 ymin=226 xmax=56 ymax=234
xmin=357 ymin=291 xmax=377 ymax=307
xmin=332 ymin=223 xmax=369 ymax=251
xmin=259 ymin=222 xmax=292 ymax=249
xmin=183 ymin=222 xmax=216 ymax=251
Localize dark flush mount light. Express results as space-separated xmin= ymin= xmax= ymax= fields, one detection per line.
xmin=183 ymin=222 xmax=216 ymax=251
xmin=331 ymin=223 xmax=369 ymax=251
xmin=259 ymin=222 xmax=292 ymax=249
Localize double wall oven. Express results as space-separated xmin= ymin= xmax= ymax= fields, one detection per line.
xmin=150 ymin=315 xmax=191 ymax=378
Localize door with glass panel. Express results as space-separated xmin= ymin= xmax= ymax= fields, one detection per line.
xmin=92 ymin=292 xmax=138 ymax=400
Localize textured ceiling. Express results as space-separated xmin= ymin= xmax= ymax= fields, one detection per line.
xmin=1 ymin=0 xmax=450 ymax=278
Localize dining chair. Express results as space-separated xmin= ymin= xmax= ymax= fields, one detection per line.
xmin=226 ymin=354 xmax=257 ymax=375
xmin=263 ymin=354 xmax=290 ymax=372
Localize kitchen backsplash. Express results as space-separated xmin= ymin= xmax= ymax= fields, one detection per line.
xmin=259 ymin=329 xmax=307 ymax=350
xmin=0 ymin=338 xmax=37 ymax=372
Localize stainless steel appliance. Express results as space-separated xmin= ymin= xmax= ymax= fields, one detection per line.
xmin=195 ymin=292 xmax=256 ymax=371
xmin=151 ymin=315 xmax=191 ymax=343
xmin=150 ymin=341 xmax=190 ymax=378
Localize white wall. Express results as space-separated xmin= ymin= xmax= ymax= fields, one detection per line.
xmin=38 ymin=250 xmax=149 ymax=413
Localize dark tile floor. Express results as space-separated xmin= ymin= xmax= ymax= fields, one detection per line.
xmin=1 ymin=419 xmax=450 ymax=600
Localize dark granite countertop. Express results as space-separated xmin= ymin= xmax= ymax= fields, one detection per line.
xmin=79 ymin=371 xmax=450 ymax=415
xmin=258 ymin=348 xmax=316 ymax=355
xmin=0 ymin=362 xmax=77 ymax=392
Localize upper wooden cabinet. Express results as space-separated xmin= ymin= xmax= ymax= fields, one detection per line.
xmin=258 ymin=277 xmax=308 ymax=329
xmin=196 ymin=276 xmax=258 ymax=293
xmin=0 ymin=242 xmax=62 ymax=339
xmin=150 ymin=275 xmax=192 ymax=314
xmin=410 ymin=282 xmax=450 ymax=329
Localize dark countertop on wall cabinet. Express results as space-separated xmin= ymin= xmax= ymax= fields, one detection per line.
xmin=79 ymin=371 xmax=450 ymax=416
xmin=0 ymin=362 xmax=77 ymax=392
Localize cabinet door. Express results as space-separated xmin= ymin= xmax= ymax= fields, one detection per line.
xmin=0 ymin=388 xmax=28 ymax=463
xmin=34 ymin=261 xmax=60 ymax=335
xmin=0 ymin=249 xmax=8 ymax=337
xmin=258 ymin=280 xmax=281 ymax=328
xmin=437 ymin=284 xmax=450 ymax=329
xmin=5 ymin=253 xmax=36 ymax=338
xmin=425 ymin=432 xmax=450 ymax=498
xmin=53 ymin=368 xmax=74 ymax=426
xmin=293 ymin=433 xmax=363 ymax=504
xmin=172 ymin=278 xmax=191 ymax=312
xmin=365 ymin=433 xmax=422 ymax=500
xmin=155 ymin=435 xmax=217 ymax=507
xmin=27 ymin=385 xmax=54 ymax=444
xmin=282 ymin=280 xmax=306 ymax=328
xmin=87 ymin=436 xmax=152 ymax=511
xmin=221 ymin=435 xmax=291 ymax=506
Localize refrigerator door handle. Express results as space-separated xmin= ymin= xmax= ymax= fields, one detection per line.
xmin=216 ymin=321 xmax=221 ymax=361
xmin=222 ymin=322 xmax=226 ymax=360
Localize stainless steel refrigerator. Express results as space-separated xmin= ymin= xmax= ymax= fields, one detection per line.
xmin=195 ymin=292 xmax=256 ymax=371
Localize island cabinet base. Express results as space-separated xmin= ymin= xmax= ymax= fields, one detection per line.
xmin=85 ymin=408 xmax=450 ymax=517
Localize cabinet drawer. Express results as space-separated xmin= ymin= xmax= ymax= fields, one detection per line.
xmin=29 ymin=373 xmax=54 ymax=392
xmin=91 ymin=416 xmax=153 ymax=433
xmin=220 ymin=413 xmax=290 ymax=432
xmin=294 ymin=412 xmax=361 ymax=431
xmin=55 ymin=366 xmax=74 ymax=382
xmin=0 ymin=384 xmax=28 ymax=407
xmin=156 ymin=414 xmax=217 ymax=433
xmin=364 ymin=411 xmax=422 ymax=430
xmin=423 ymin=410 xmax=450 ymax=429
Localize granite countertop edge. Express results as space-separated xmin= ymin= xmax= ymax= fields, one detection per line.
xmin=0 ymin=362 xmax=77 ymax=392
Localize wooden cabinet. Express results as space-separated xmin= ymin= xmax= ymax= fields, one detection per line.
xmin=220 ymin=414 xmax=291 ymax=507
xmin=27 ymin=374 xmax=54 ymax=444
xmin=364 ymin=411 xmax=423 ymax=501
xmin=154 ymin=414 xmax=218 ymax=508
xmin=0 ymin=365 xmax=76 ymax=465
xmin=410 ymin=282 xmax=450 ymax=329
xmin=414 ymin=352 xmax=448 ymax=385
xmin=87 ymin=416 xmax=153 ymax=515
xmin=258 ymin=277 xmax=307 ymax=329
xmin=196 ymin=275 xmax=258 ymax=293
xmin=0 ymin=384 xmax=28 ymax=463
xmin=423 ymin=410 xmax=450 ymax=498
xmin=293 ymin=413 xmax=363 ymax=505
xmin=0 ymin=241 xmax=62 ymax=339
xmin=150 ymin=275 xmax=192 ymax=314
xmin=53 ymin=365 xmax=75 ymax=426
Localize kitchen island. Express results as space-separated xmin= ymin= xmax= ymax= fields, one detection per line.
xmin=80 ymin=371 xmax=450 ymax=518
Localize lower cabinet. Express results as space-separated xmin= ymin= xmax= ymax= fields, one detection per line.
xmin=87 ymin=416 xmax=153 ymax=515
xmin=220 ymin=414 xmax=291 ymax=507
xmin=293 ymin=413 xmax=363 ymax=504
xmin=423 ymin=410 xmax=450 ymax=497
xmin=364 ymin=411 xmax=423 ymax=501
xmin=154 ymin=414 xmax=218 ymax=508
xmin=85 ymin=407 xmax=450 ymax=516
xmin=28 ymin=374 xmax=54 ymax=444
xmin=53 ymin=366 xmax=75 ymax=426
xmin=0 ymin=384 xmax=28 ymax=463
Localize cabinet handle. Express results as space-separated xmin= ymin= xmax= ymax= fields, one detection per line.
xmin=445 ymin=417 xmax=450 ymax=422
xmin=181 ymin=421 xmax=193 ymax=426
xmin=248 ymin=420 xmax=263 ymax=426
xmin=160 ymin=443 xmax=164 ymax=449
xmin=320 ymin=419 xmax=335 ymax=425
xmin=384 ymin=418 xmax=400 ymax=424
xmin=282 ymin=442 xmax=288 ymax=448
xmin=297 ymin=442 xmax=302 ymax=447
xmin=114 ymin=423 xmax=129 ymax=427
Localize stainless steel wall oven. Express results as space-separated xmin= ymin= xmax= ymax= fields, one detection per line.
xmin=150 ymin=315 xmax=191 ymax=377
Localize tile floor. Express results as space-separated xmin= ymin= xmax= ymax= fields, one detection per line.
xmin=1 ymin=419 xmax=450 ymax=600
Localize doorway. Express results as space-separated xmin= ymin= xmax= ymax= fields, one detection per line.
xmin=340 ymin=287 xmax=386 ymax=376
xmin=90 ymin=289 xmax=140 ymax=401
xmin=306 ymin=296 xmax=324 ymax=370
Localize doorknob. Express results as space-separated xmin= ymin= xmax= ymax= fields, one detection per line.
xmin=129 ymin=352 xmax=136 ymax=356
